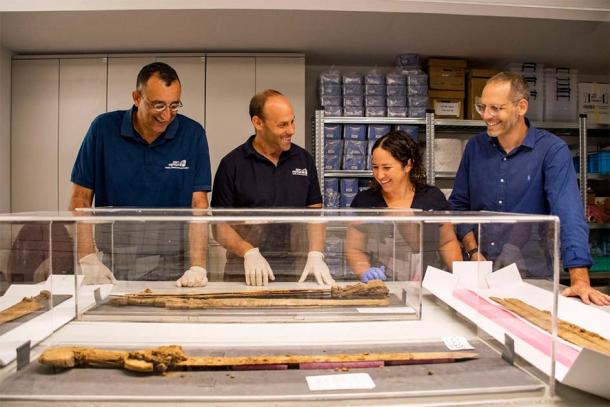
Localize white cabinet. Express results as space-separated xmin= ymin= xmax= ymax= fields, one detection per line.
xmin=11 ymin=59 xmax=59 ymax=212
xmin=106 ymin=56 xmax=155 ymax=112
xmin=205 ymin=56 xmax=256 ymax=183
xmin=58 ymin=58 xmax=107 ymax=210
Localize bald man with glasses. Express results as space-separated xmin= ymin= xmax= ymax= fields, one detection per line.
xmin=449 ymin=72 xmax=609 ymax=306
xmin=70 ymin=62 xmax=211 ymax=288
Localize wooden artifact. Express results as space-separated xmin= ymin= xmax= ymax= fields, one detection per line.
xmin=0 ymin=290 xmax=50 ymax=324
xmin=490 ymin=297 xmax=610 ymax=356
xmin=39 ymin=345 xmax=478 ymax=374
xmin=109 ymin=280 xmax=390 ymax=308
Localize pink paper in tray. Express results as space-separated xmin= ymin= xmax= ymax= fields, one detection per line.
xmin=453 ymin=289 xmax=580 ymax=368
xmin=299 ymin=361 xmax=384 ymax=369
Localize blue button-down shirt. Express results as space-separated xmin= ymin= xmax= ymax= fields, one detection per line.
xmin=449 ymin=119 xmax=592 ymax=270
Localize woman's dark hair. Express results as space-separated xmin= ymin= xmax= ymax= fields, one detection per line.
xmin=370 ymin=130 xmax=426 ymax=191
xmin=136 ymin=62 xmax=180 ymax=90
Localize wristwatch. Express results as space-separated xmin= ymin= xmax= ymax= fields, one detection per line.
xmin=465 ymin=247 xmax=479 ymax=261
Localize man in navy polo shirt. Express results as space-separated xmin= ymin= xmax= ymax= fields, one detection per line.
xmin=70 ymin=62 xmax=211 ymax=288
xmin=449 ymin=72 xmax=609 ymax=306
xmin=211 ymin=89 xmax=334 ymax=286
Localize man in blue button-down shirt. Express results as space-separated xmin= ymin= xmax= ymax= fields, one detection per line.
xmin=450 ymin=72 xmax=609 ymax=306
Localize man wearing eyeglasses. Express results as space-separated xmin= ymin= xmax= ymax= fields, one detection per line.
xmin=69 ymin=62 xmax=211 ymax=288
xmin=449 ymin=72 xmax=610 ymax=306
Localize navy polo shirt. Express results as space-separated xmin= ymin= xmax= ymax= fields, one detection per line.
xmin=211 ymin=135 xmax=322 ymax=208
xmin=71 ymin=107 xmax=211 ymax=207
xmin=449 ymin=119 xmax=591 ymax=270
xmin=211 ymin=136 xmax=322 ymax=277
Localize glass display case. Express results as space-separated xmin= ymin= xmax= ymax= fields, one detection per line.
xmin=2 ymin=209 xmax=607 ymax=403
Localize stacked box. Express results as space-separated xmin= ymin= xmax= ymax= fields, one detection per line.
xmin=343 ymin=124 xmax=366 ymax=140
xmin=324 ymin=124 xmax=342 ymax=140
xmin=428 ymin=58 xmax=467 ymax=91
xmin=428 ymin=90 xmax=464 ymax=119
xmin=508 ymin=63 xmax=543 ymax=122
xmin=544 ymin=67 xmax=578 ymax=122
xmin=395 ymin=125 xmax=419 ymax=141
xmin=340 ymin=192 xmax=357 ymax=207
xmin=386 ymin=70 xmax=406 ymax=117
xmin=342 ymin=125 xmax=367 ymax=170
xmin=319 ymin=69 xmax=342 ymax=109
xmin=365 ymin=69 xmax=386 ymax=117
xmin=340 ymin=178 xmax=359 ymax=194
xmin=466 ymin=69 xmax=498 ymax=120
xmin=324 ymin=139 xmax=343 ymax=155
xmin=579 ymin=82 xmax=609 ymax=125
xmin=367 ymin=124 xmax=391 ymax=140
xmin=324 ymin=178 xmax=340 ymax=208
xmin=427 ymin=58 xmax=466 ymax=119
xmin=343 ymin=72 xmax=364 ymax=117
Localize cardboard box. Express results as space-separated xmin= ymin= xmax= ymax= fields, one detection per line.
xmin=428 ymin=90 xmax=465 ymax=119
xmin=428 ymin=58 xmax=467 ymax=91
xmin=467 ymin=69 xmax=498 ymax=119
xmin=579 ymin=82 xmax=609 ymax=124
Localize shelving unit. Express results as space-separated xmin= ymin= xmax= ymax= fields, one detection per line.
xmin=314 ymin=110 xmax=610 ymax=278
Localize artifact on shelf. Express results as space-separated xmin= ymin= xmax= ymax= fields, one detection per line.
xmin=109 ymin=280 xmax=391 ymax=308
xmin=0 ymin=290 xmax=50 ymax=324
xmin=39 ymin=344 xmax=479 ymax=374
xmin=490 ymin=297 xmax=610 ymax=356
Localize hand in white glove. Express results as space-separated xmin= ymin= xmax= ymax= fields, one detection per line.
xmin=298 ymin=251 xmax=335 ymax=285
xmin=79 ymin=252 xmax=116 ymax=285
xmin=495 ymin=243 xmax=526 ymax=271
xmin=176 ymin=266 xmax=208 ymax=287
xmin=244 ymin=247 xmax=274 ymax=286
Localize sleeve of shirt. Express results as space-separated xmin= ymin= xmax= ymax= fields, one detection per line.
xmin=543 ymin=142 xmax=592 ymax=269
xmin=192 ymin=125 xmax=212 ymax=192
xmin=306 ymin=155 xmax=323 ymax=206
xmin=210 ymin=157 xmax=235 ymax=208
xmin=449 ymin=138 xmax=474 ymax=239
xmin=70 ymin=117 xmax=97 ymax=190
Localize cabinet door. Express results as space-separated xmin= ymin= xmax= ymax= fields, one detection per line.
xmin=156 ymin=56 xmax=206 ymax=127
xmin=11 ymin=59 xmax=59 ymax=211
xmin=205 ymin=57 xmax=255 ymax=183
xmin=255 ymin=56 xmax=305 ymax=148
xmin=58 ymin=58 xmax=107 ymax=210
xmin=107 ymin=57 xmax=155 ymax=112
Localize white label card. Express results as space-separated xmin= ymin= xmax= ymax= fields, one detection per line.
xmin=443 ymin=336 xmax=475 ymax=351
xmin=306 ymin=373 xmax=376 ymax=391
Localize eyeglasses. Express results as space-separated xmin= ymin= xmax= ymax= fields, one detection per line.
xmin=141 ymin=96 xmax=183 ymax=113
xmin=474 ymin=99 xmax=523 ymax=117
xmin=474 ymin=103 xmax=510 ymax=117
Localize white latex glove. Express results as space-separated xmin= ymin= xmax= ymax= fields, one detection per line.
xmin=79 ymin=252 xmax=116 ymax=285
xmin=495 ymin=243 xmax=526 ymax=271
xmin=176 ymin=266 xmax=208 ymax=287
xmin=244 ymin=247 xmax=274 ymax=286
xmin=298 ymin=251 xmax=335 ymax=286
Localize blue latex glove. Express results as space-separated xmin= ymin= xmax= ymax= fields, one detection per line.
xmin=360 ymin=266 xmax=386 ymax=282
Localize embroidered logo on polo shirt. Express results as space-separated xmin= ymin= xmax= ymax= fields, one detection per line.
xmin=165 ymin=160 xmax=189 ymax=170
xmin=292 ymin=168 xmax=308 ymax=176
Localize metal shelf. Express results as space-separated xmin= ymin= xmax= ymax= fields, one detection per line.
xmin=324 ymin=170 xmax=372 ymax=178
xmin=323 ymin=116 xmax=426 ymax=125
xmin=435 ymin=171 xmax=457 ymax=179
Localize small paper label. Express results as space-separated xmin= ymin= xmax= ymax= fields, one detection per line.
xmin=443 ymin=336 xmax=474 ymax=351
xmin=306 ymin=373 xmax=376 ymax=391
xmin=356 ymin=306 xmax=416 ymax=314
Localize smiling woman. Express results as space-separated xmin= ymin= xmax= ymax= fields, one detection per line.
xmin=346 ymin=131 xmax=463 ymax=282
